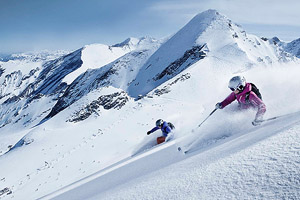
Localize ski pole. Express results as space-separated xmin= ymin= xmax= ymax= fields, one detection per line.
xmin=198 ymin=108 xmax=217 ymax=128
xmin=180 ymin=108 xmax=218 ymax=152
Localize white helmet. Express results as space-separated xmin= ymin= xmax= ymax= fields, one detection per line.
xmin=228 ymin=76 xmax=246 ymax=91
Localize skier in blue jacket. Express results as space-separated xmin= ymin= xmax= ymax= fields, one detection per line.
xmin=147 ymin=119 xmax=174 ymax=144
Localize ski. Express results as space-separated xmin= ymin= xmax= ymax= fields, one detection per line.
xmin=259 ymin=116 xmax=279 ymax=123
xmin=255 ymin=115 xmax=286 ymax=125
xmin=258 ymin=111 xmax=300 ymax=124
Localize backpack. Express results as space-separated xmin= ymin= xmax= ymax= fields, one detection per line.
xmin=167 ymin=122 xmax=175 ymax=130
xmin=245 ymin=83 xmax=262 ymax=103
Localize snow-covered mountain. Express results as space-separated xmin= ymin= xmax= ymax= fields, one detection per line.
xmin=269 ymin=37 xmax=300 ymax=58
xmin=285 ymin=38 xmax=300 ymax=58
xmin=0 ymin=36 xmax=161 ymax=152
xmin=0 ymin=9 xmax=300 ymax=200
xmin=127 ymin=10 xmax=295 ymax=97
xmin=0 ymin=50 xmax=69 ymax=63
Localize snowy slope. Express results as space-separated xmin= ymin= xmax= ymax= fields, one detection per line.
xmin=14 ymin=62 xmax=300 ymax=200
xmin=42 ymin=38 xmax=161 ymax=122
xmin=45 ymin=111 xmax=300 ymax=200
xmin=0 ymin=9 xmax=300 ymax=200
xmin=62 ymin=37 xmax=159 ymax=85
xmin=1 ymin=61 xmax=300 ymax=200
xmin=92 ymin=117 xmax=300 ymax=200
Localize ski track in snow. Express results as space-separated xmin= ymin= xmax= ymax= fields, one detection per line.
xmin=93 ymin=122 xmax=300 ymax=200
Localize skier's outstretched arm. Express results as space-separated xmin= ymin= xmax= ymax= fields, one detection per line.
xmin=216 ymin=92 xmax=236 ymax=109
xmin=147 ymin=127 xmax=159 ymax=135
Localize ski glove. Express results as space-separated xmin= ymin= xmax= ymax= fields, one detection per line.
xmin=147 ymin=131 xmax=151 ymax=135
xmin=215 ymin=102 xmax=222 ymax=109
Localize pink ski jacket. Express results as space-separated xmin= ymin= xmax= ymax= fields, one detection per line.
xmin=220 ymin=83 xmax=266 ymax=119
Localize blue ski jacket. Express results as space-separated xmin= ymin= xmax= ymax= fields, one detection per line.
xmin=149 ymin=121 xmax=172 ymax=137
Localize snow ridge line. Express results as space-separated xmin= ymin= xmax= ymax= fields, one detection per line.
xmin=4 ymin=103 xmax=142 ymax=197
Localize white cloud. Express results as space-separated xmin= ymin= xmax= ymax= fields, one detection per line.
xmin=148 ymin=0 xmax=300 ymax=26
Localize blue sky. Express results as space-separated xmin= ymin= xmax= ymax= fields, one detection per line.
xmin=1 ymin=0 xmax=299 ymax=54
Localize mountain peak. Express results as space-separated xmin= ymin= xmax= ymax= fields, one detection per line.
xmin=112 ymin=37 xmax=140 ymax=48
xmin=186 ymin=9 xmax=230 ymax=31
xmin=112 ymin=37 xmax=159 ymax=50
xmin=193 ymin=9 xmax=220 ymax=21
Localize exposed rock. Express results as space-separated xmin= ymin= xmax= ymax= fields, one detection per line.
xmin=68 ymin=91 xmax=129 ymax=123
xmin=154 ymin=45 xmax=206 ymax=81
xmin=32 ymin=49 xmax=83 ymax=96
xmin=0 ymin=66 xmax=4 ymax=77
xmin=153 ymin=73 xmax=191 ymax=96
xmin=0 ymin=187 xmax=12 ymax=197
xmin=3 ymin=95 xmax=21 ymax=104
xmin=21 ymin=67 xmax=40 ymax=81
xmin=42 ymin=49 xmax=150 ymax=121
xmin=4 ymin=70 xmax=22 ymax=87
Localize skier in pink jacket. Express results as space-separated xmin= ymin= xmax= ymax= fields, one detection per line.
xmin=215 ymin=76 xmax=266 ymax=126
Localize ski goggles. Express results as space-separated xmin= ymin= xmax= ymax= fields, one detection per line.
xmin=229 ymin=85 xmax=244 ymax=91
